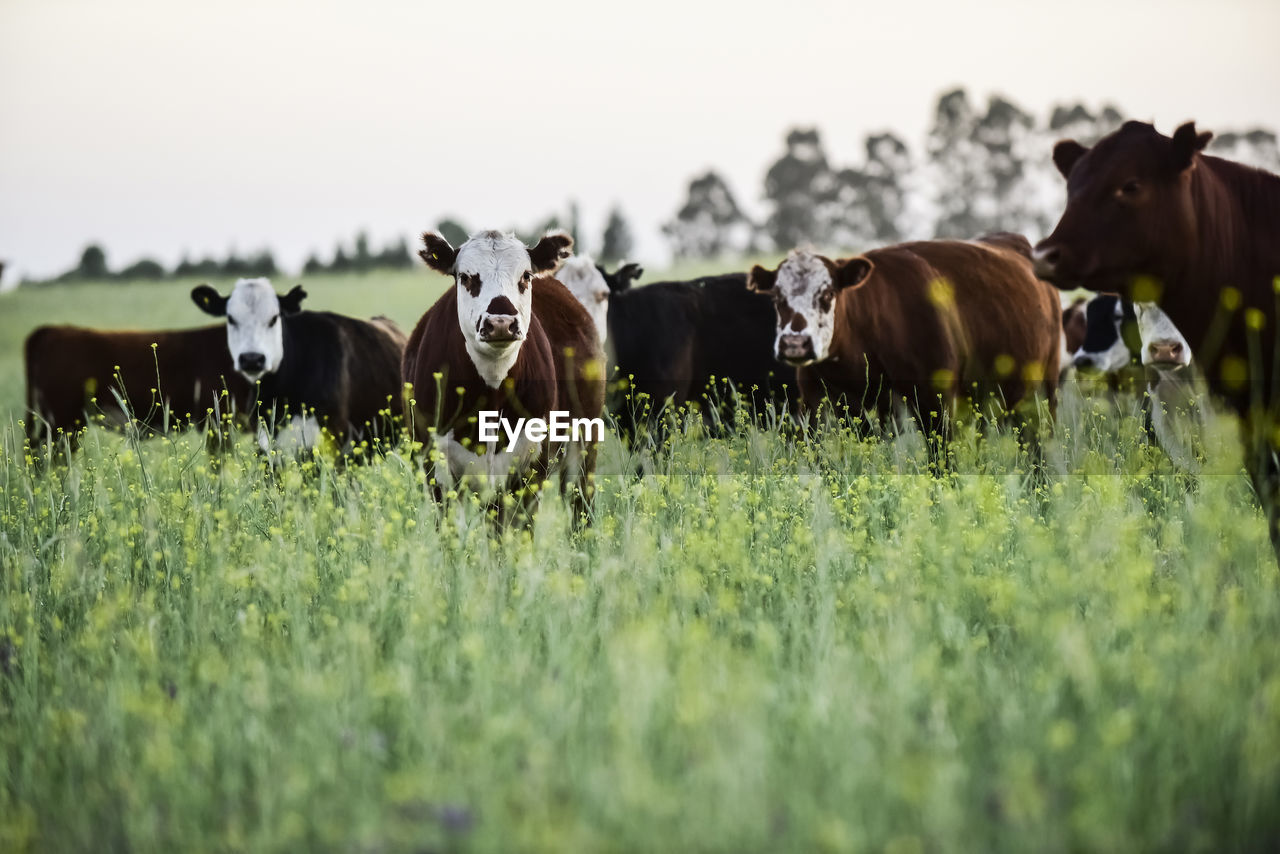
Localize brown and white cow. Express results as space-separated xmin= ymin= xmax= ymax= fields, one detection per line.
xmin=402 ymin=230 xmax=605 ymax=524
xmin=1032 ymin=120 xmax=1280 ymax=545
xmin=747 ymin=233 xmax=1061 ymax=439
xmin=24 ymin=324 xmax=251 ymax=453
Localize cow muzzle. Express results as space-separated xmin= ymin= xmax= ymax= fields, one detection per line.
xmin=1031 ymin=242 xmax=1068 ymax=283
xmin=479 ymin=314 xmax=521 ymax=345
xmin=238 ymin=351 xmax=267 ymax=377
xmin=778 ymin=333 xmax=816 ymax=365
xmin=1147 ymin=339 xmax=1188 ymax=369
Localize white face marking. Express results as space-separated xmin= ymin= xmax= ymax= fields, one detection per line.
xmin=432 ymin=431 xmax=541 ymax=495
xmin=556 ymin=256 xmax=610 ymax=345
xmin=224 ymin=277 xmax=284 ymax=380
xmin=454 ymin=232 xmax=535 ymax=388
xmin=771 ymin=251 xmax=837 ymax=365
xmin=1135 ymin=302 xmax=1192 ymax=368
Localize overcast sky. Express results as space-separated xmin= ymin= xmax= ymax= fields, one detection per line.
xmin=2 ymin=0 xmax=1278 ymax=283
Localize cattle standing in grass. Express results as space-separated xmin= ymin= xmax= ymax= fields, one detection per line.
xmin=25 ymin=324 xmax=251 ymax=453
xmin=191 ymin=278 xmax=406 ymax=457
xmin=1033 ymin=120 xmax=1280 ymax=545
xmin=597 ymin=265 xmax=797 ymax=443
xmin=747 ymin=233 xmax=1061 ymax=444
xmin=402 ymin=230 xmax=605 ymax=524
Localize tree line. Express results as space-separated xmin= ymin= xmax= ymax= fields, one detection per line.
xmin=33 ymin=87 xmax=1279 ymax=284
xmin=662 ymin=88 xmax=1280 ymax=259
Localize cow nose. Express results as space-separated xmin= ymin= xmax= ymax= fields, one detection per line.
xmin=778 ymin=333 xmax=814 ymax=362
xmin=1032 ymin=243 xmax=1062 ymax=279
xmin=1072 ymin=353 xmax=1096 ymax=371
xmin=239 ymin=352 xmax=266 ymax=374
xmin=1149 ymin=340 xmax=1186 ymax=366
xmin=480 ymin=314 xmax=520 ymax=342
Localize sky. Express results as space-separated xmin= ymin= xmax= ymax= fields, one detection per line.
xmin=2 ymin=0 xmax=1278 ymax=284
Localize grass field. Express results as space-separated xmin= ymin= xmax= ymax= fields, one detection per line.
xmin=3 ymin=271 xmax=1280 ymax=852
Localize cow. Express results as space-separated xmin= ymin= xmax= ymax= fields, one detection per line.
xmin=190 ymin=278 xmax=406 ymax=458
xmin=1032 ymin=119 xmax=1280 ymax=546
xmin=594 ymin=264 xmax=797 ymax=444
xmin=1060 ymin=295 xmax=1090 ymax=377
xmin=1068 ymin=294 xmax=1139 ymax=374
xmin=746 ymin=233 xmax=1061 ymax=457
xmin=402 ymin=230 xmax=605 ymax=526
xmin=24 ymin=324 xmax=251 ymax=454
xmin=556 ymin=255 xmax=612 ymax=345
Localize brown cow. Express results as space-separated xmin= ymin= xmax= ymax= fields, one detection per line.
xmin=402 ymin=230 xmax=605 ymax=525
xmin=1032 ymin=120 xmax=1280 ymax=546
xmin=24 ymin=324 xmax=251 ymax=453
xmin=747 ymin=233 xmax=1061 ymax=448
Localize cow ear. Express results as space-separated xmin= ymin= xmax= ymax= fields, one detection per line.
xmin=278 ymin=285 xmax=307 ymax=315
xmin=528 ymin=230 xmax=574 ymax=273
xmin=1053 ymin=140 xmax=1088 ymax=179
xmin=747 ymin=264 xmax=778 ymax=293
xmin=419 ymin=232 xmax=458 ymax=274
xmin=1170 ymin=121 xmax=1213 ymax=172
xmin=835 ymin=256 xmax=874 ymax=291
xmin=612 ymin=262 xmax=644 ymax=292
xmin=191 ymin=284 xmax=228 ymax=317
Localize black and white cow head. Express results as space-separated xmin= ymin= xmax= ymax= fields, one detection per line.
xmin=1071 ymin=294 xmax=1138 ymax=373
xmin=419 ymin=229 xmax=573 ymax=387
xmin=191 ymin=278 xmax=307 ymax=381
xmin=747 ymin=250 xmax=872 ymax=366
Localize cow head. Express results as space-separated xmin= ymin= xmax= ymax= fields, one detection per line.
xmin=1034 ymin=120 xmax=1213 ymax=296
xmin=419 ymin=229 xmax=573 ymax=387
xmin=191 ymin=278 xmax=307 ymax=381
xmin=1071 ymin=294 xmax=1138 ymax=373
xmin=557 ymin=255 xmax=612 ymax=345
xmin=598 ymin=262 xmax=643 ymax=294
xmin=748 ymin=249 xmax=872 ymax=366
xmin=1135 ymin=302 xmax=1192 ymax=369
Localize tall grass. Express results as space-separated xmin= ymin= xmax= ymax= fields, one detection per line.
xmin=2 ymin=275 xmax=1279 ymax=851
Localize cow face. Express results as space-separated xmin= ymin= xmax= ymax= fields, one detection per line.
xmin=1071 ymin=294 xmax=1136 ymax=373
xmin=598 ymin=262 xmax=643 ymax=294
xmin=1034 ymin=121 xmax=1212 ymax=296
xmin=419 ymin=229 xmax=573 ymax=388
xmin=748 ymin=250 xmax=872 ymax=366
xmin=191 ymin=279 xmax=307 ymax=381
xmin=1135 ymin=302 xmax=1192 ymax=369
xmin=557 ymin=256 xmax=612 ymax=344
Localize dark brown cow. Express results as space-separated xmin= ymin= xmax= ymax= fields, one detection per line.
xmin=747 ymin=233 xmax=1061 ymax=442
xmin=402 ymin=230 xmax=605 ymax=524
xmin=1033 ymin=120 xmax=1280 ymax=545
xmin=24 ymin=324 xmax=251 ymax=452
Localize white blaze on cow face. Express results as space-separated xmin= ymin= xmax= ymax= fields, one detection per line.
xmin=224 ymin=278 xmax=285 ymax=380
xmin=557 ymin=256 xmax=611 ymax=345
xmin=456 ymin=232 xmax=538 ymax=387
xmin=1134 ymin=302 xmax=1192 ymax=369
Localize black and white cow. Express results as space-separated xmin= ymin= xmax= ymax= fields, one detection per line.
xmin=191 ymin=277 xmax=406 ymax=455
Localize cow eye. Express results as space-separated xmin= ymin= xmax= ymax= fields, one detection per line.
xmin=268 ymin=314 xmax=279 ymax=327
xmin=227 ymin=316 xmax=239 ymax=327
xmin=596 ymin=292 xmax=608 ymax=304
xmin=519 ymin=271 xmax=532 ymax=293
xmin=1118 ymin=180 xmax=1142 ymax=198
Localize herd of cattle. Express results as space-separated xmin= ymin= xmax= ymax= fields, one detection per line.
xmin=20 ymin=120 xmax=1280 ymax=545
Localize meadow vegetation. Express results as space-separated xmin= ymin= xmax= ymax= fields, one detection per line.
xmin=2 ymin=271 xmax=1279 ymax=851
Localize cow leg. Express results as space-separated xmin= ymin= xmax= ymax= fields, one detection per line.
xmin=1242 ymin=419 xmax=1280 ymax=559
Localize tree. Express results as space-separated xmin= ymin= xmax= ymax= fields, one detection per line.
xmin=117 ymin=258 xmax=166 ymax=280
xmin=662 ymin=171 xmax=757 ymax=260
xmin=823 ymin=132 xmax=914 ymax=248
xmin=376 ymin=237 xmax=414 ymax=269
xmin=599 ymin=206 xmax=634 ymax=264
xmin=354 ymin=232 xmax=373 ymax=272
xmin=302 ymin=254 xmax=327 ymax=276
xmin=1209 ymin=129 xmax=1280 ymax=172
xmin=75 ymin=244 xmax=109 ymax=280
xmin=763 ymin=128 xmax=836 ymax=249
